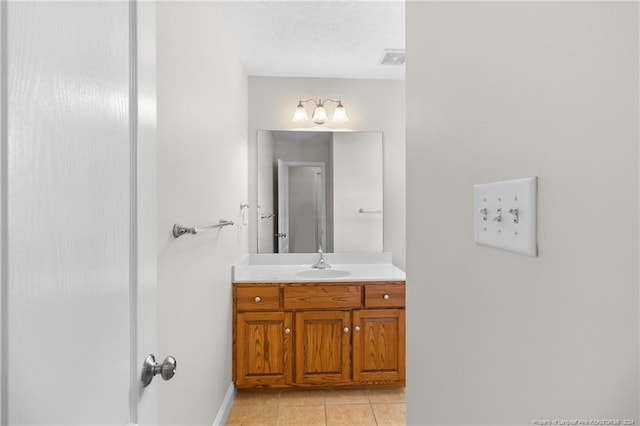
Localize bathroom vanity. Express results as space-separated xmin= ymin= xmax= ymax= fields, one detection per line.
xmin=232 ymin=254 xmax=405 ymax=390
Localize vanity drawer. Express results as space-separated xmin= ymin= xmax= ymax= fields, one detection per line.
xmin=236 ymin=286 xmax=280 ymax=311
xmin=364 ymin=283 xmax=405 ymax=308
xmin=284 ymin=285 xmax=362 ymax=310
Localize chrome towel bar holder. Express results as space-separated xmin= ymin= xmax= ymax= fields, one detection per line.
xmin=173 ymin=219 xmax=234 ymax=238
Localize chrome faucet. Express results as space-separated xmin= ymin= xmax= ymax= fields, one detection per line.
xmin=311 ymin=246 xmax=331 ymax=269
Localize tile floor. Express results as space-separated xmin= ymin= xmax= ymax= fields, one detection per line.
xmin=225 ymin=387 xmax=405 ymax=426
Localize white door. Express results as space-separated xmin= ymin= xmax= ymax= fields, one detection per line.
xmin=1 ymin=2 xmax=159 ymax=424
xmin=277 ymin=159 xmax=290 ymax=253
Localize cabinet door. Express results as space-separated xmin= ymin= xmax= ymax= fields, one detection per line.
xmin=353 ymin=309 xmax=405 ymax=383
xmin=235 ymin=311 xmax=293 ymax=387
xmin=295 ymin=311 xmax=351 ymax=385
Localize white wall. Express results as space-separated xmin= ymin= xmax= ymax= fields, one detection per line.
xmin=407 ymin=2 xmax=639 ymax=425
xmin=256 ymin=131 xmax=275 ymax=253
xmin=333 ymin=132 xmax=383 ymax=253
xmin=249 ymin=77 xmax=406 ymax=269
xmin=157 ymin=2 xmax=247 ymax=425
xmin=274 ymin=134 xmax=331 ymax=164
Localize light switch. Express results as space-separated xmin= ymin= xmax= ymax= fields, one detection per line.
xmin=473 ymin=177 xmax=538 ymax=256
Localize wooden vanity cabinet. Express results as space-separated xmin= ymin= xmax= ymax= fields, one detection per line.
xmin=234 ymin=285 xmax=293 ymax=387
xmin=233 ymin=281 xmax=405 ymax=389
xmin=235 ymin=311 xmax=293 ymax=387
xmin=354 ymin=281 xmax=406 ymax=383
xmin=295 ymin=310 xmax=351 ymax=385
xmin=353 ymin=309 xmax=405 ymax=382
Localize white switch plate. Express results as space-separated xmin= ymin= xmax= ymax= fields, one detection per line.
xmin=473 ymin=177 xmax=538 ymax=256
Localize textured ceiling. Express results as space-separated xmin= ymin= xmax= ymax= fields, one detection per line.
xmin=213 ymin=1 xmax=405 ymax=80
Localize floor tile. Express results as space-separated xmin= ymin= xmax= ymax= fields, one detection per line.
xmin=278 ymin=389 xmax=324 ymax=406
xmin=325 ymin=403 xmax=377 ymax=426
xmin=324 ymin=388 xmax=370 ymax=404
xmin=368 ymin=387 xmax=405 ymax=403
xmin=233 ymin=391 xmax=281 ymax=407
xmin=276 ymin=405 xmax=326 ymax=426
xmin=372 ymin=402 xmax=406 ymax=426
xmin=225 ymin=404 xmax=278 ymax=426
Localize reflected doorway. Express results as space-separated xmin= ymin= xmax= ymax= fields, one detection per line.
xmin=277 ymin=160 xmax=327 ymax=253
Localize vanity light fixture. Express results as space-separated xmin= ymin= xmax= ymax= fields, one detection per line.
xmin=292 ymin=99 xmax=349 ymax=125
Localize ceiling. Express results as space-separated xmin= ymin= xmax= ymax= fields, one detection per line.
xmin=213 ymin=1 xmax=405 ymax=80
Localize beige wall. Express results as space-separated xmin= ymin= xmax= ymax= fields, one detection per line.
xmin=157 ymin=2 xmax=247 ymax=424
xmin=248 ymin=77 xmax=406 ymax=269
xmin=406 ymin=2 xmax=639 ymax=424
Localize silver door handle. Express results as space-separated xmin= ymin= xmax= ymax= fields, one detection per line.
xmin=141 ymin=354 xmax=177 ymax=387
xmin=275 ymin=233 xmax=287 ymax=238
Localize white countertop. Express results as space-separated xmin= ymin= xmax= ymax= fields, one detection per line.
xmin=232 ymin=253 xmax=406 ymax=283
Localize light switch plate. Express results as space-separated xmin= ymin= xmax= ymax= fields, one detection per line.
xmin=473 ymin=177 xmax=538 ymax=256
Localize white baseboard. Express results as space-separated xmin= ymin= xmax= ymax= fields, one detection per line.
xmin=212 ymin=382 xmax=236 ymax=426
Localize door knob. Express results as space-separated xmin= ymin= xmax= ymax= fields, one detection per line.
xmin=141 ymin=354 xmax=177 ymax=387
xmin=275 ymin=233 xmax=287 ymax=238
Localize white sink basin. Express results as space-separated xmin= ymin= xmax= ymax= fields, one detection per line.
xmin=295 ymin=269 xmax=351 ymax=279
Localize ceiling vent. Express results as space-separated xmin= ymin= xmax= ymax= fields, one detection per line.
xmin=380 ymin=49 xmax=405 ymax=66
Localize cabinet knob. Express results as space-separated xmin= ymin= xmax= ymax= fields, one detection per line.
xmin=343 ymin=327 xmax=349 ymax=333
xmin=383 ymin=294 xmax=390 ymax=300
xmin=254 ymin=296 xmax=261 ymax=303
xmin=354 ymin=326 xmax=360 ymax=332
xmin=284 ymin=328 xmax=291 ymax=335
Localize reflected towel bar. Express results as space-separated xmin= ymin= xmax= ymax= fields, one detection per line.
xmin=358 ymin=209 xmax=383 ymax=214
xmin=173 ymin=219 xmax=235 ymax=238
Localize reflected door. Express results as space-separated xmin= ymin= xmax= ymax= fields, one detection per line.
xmin=277 ymin=160 xmax=327 ymax=253
xmin=277 ymin=159 xmax=291 ymax=253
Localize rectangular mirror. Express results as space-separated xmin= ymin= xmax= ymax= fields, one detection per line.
xmin=256 ymin=130 xmax=383 ymax=253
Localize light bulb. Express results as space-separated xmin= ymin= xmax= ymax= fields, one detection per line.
xmin=292 ymin=102 xmax=308 ymax=121
xmin=312 ymin=105 xmax=328 ymax=125
xmin=332 ymin=102 xmax=349 ymax=122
